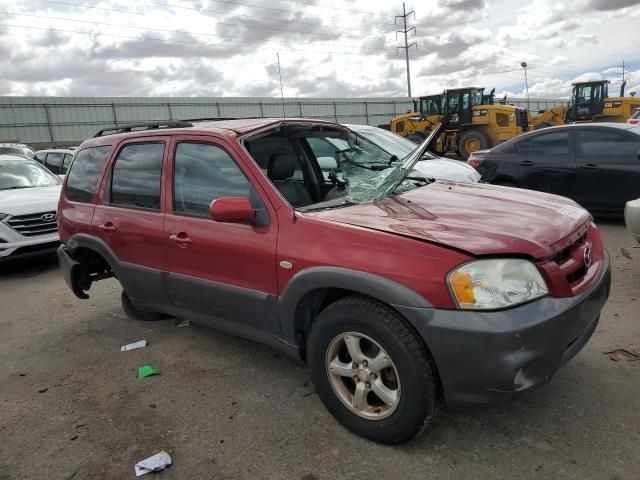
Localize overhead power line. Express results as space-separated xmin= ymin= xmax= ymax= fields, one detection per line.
xmin=1 ymin=10 xmax=383 ymax=50
xmin=134 ymin=0 xmax=396 ymax=25
xmin=32 ymin=0 xmax=391 ymax=34
xmin=0 ymin=23 xmax=381 ymax=57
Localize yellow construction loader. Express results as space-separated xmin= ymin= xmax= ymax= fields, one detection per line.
xmin=532 ymin=80 xmax=640 ymax=128
xmin=390 ymin=87 xmax=530 ymax=159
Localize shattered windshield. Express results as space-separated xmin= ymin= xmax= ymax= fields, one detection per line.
xmin=245 ymin=124 xmax=435 ymax=212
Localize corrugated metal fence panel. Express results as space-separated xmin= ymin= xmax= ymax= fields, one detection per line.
xmin=0 ymin=96 xmax=564 ymax=146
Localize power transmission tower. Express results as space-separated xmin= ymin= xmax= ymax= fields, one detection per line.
xmin=395 ymin=2 xmax=416 ymax=98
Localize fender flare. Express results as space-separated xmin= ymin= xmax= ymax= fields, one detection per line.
xmin=66 ymin=233 xmax=121 ymax=270
xmin=278 ymin=266 xmax=432 ymax=345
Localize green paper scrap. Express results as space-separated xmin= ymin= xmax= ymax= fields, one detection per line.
xmin=138 ymin=364 xmax=160 ymax=379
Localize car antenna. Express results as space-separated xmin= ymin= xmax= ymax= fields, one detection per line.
xmin=276 ymin=52 xmax=298 ymax=223
xmin=277 ymin=53 xmax=286 ymax=119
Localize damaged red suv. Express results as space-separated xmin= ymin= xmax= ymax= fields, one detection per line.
xmin=57 ymin=119 xmax=610 ymax=444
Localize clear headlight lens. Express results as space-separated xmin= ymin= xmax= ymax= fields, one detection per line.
xmin=0 ymin=213 xmax=8 ymax=222
xmin=448 ymin=259 xmax=548 ymax=310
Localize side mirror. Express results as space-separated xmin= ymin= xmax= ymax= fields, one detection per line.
xmin=209 ymin=196 xmax=255 ymax=223
xmin=317 ymin=156 xmax=338 ymax=171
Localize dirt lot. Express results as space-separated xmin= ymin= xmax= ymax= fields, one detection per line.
xmin=1 ymin=221 xmax=639 ymax=480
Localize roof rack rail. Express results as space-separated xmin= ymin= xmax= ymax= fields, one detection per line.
xmin=181 ymin=117 xmax=240 ymax=122
xmin=93 ymin=121 xmax=193 ymax=138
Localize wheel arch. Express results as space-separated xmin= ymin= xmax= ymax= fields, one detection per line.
xmin=278 ymin=267 xmax=433 ymax=358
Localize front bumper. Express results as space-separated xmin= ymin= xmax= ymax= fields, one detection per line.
xmin=0 ymin=222 xmax=59 ymax=264
xmin=396 ymin=253 xmax=611 ymax=408
xmin=624 ymin=199 xmax=640 ymax=243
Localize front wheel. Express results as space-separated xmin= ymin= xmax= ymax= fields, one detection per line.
xmin=458 ymin=131 xmax=490 ymax=160
xmin=307 ymin=295 xmax=440 ymax=444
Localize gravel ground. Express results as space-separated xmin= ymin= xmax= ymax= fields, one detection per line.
xmin=0 ymin=221 xmax=638 ymax=480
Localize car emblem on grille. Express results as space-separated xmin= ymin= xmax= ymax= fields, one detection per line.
xmin=41 ymin=213 xmax=56 ymax=222
xmin=583 ymin=242 xmax=593 ymax=268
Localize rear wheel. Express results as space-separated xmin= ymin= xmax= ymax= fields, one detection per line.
xmin=307 ymin=295 xmax=440 ymax=444
xmin=121 ymin=291 xmax=163 ymax=321
xmin=458 ymin=131 xmax=490 ymax=160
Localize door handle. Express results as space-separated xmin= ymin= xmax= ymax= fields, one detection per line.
xmin=518 ymin=160 xmax=535 ymax=166
xmin=98 ymin=222 xmax=117 ymax=232
xmin=580 ymin=164 xmax=599 ymax=171
xmin=169 ymin=233 xmax=193 ymax=246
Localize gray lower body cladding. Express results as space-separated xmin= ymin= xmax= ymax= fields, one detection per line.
xmin=396 ymin=254 xmax=611 ymax=408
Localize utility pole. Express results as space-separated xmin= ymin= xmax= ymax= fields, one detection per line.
xmin=618 ymin=60 xmax=630 ymax=83
xmin=521 ymin=61 xmax=530 ymax=110
xmin=395 ymin=3 xmax=416 ymax=98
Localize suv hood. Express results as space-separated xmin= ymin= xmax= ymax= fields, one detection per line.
xmin=0 ymin=185 xmax=62 ymax=216
xmin=308 ymin=182 xmax=591 ymax=259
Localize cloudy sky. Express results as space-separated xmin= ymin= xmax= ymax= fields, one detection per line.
xmin=1 ymin=0 xmax=639 ymax=98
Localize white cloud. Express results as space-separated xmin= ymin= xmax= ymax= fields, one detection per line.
xmin=0 ymin=0 xmax=637 ymax=98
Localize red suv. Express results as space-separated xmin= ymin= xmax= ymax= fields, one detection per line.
xmin=57 ymin=119 xmax=611 ymax=444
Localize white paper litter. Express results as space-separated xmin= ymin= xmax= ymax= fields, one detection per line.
xmin=120 ymin=340 xmax=148 ymax=352
xmin=134 ymin=450 xmax=172 ymax=476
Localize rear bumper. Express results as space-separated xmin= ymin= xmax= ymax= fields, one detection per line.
xmin=57 ymin=245 xmax=89 ymax=299
xmin=397 ymin=253 xmax=611 ymax=408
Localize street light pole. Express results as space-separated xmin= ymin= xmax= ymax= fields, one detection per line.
xmin=521 ymin=61 xmax=530 ymax=110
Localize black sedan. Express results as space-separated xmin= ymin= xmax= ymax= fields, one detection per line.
xmin=468 ymin=123 xmax=640 ymax=215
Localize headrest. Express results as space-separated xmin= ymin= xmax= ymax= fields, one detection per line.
xmin=268 ymin=152 xmax=296 ymax=181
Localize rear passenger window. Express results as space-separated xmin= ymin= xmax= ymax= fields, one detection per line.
xmin=111 ymin=143 xmax=164 ymax=211
xmin=174 ymin=142 xmax=251 ymax=218
xmin=65 ymin=146 xmax=112 ymax=203
xmin=515 ymin=138 xmax=531 ymax=155
xmin=45 ymin=152 xmax=64 ymax=174
xmin=62 ymin=154 xmax=73 ymax=174
xmin=531 ymin=132 xmax=570 ymax=155
xmin=577 ymin=130 xmax=640 ymax=160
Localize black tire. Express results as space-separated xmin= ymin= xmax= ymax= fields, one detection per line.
xmin=407 ymin=133 xmax=426 ymax=144
xmin=121 ymin=291 xmax=163 ymax=321
xmin=307 ymin=295 xmax=440 ymax=444
xmin=458 ymin=131 xmax=490 ymax=160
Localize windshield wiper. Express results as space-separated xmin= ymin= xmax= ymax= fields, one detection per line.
xmin=299 ymin=200 xmax=354 ymax=212
xmin=406 ymin=175 xmax=436 ymax=184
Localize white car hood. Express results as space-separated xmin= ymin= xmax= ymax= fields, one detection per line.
xmin=0 ymin=185 xmax=62 ymax=216
xmin=412 ymin=158 xmax=481 ymax=183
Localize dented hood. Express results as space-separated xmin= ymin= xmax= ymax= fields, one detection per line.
xmin=308 ymin=182 xmax=592 ymax=259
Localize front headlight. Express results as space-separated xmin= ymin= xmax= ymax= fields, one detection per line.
xmin=0 ymin=214 xmax=8 ymax=222
xmin=448 ymin=259 xmax=548 ymax=310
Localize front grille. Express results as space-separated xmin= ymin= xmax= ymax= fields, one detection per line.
xmin=7 ymin=211 xmax=58 ymax=237
xmin=551 ymin=234 xmax=589 ymax=289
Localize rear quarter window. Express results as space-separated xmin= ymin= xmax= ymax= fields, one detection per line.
xmin=65 ymin=145 xmax=112 ymax=203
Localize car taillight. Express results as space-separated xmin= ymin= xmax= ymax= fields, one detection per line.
xmin=468 ymin=155 xmax=484 ymax=168
xmin=629 ymin=119 xmax=639 ymax=125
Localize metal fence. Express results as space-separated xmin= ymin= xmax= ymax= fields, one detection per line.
xmin=0 ymin=96 xmax=566 ymax=147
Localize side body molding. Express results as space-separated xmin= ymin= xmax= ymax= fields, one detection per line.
xmin=278 ymin=266 xmax=434 ymax=345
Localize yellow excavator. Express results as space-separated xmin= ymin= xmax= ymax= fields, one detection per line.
xmin=390 ymin=87 xmax=530 ymax=159
xmin=532 ymin=80 xmax=640 ymax=128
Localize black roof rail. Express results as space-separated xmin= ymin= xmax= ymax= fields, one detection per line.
xmin=93 ymin=121 xmax=193 ymax=138
xmin=181 ymin=117 xmax=240 ymax=122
